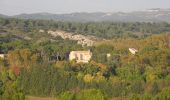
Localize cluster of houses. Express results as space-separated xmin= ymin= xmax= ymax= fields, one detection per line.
xmin=44 ymin=30 xmax=138 ymax=63
xmin=47 ymin=30 xmax=95 ymax=46
xmin=0 ymin=48 xmax=138 ymax=63
xmin=68 ymin=48 xmax=138 ymax=63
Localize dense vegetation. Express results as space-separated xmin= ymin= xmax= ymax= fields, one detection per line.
xmin=0 ymin=18 xmax=170 ymax=100
xmin=1 ymin=17 xmax=170 ymax=38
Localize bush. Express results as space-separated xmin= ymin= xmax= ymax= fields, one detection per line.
xmin=76 ymin=89 xmax=106 ymax=100
xmin=155 ymin=87 xmax=170 ymax=100
xmin=58 ymin=91 xmax=75 ymax=100
xmin=58 ymin=89 xmax=107 ymax=100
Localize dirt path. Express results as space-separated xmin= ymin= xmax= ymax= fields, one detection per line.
xmin=27 ymin=96 xmax=56 ymax=100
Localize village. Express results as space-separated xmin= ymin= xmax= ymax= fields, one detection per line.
xmin=47 ymin=30 xmax=100 ymax=46
xmin=26 ymin=30 xmax=138 ymax=63
xmin=0 ymin=48 xmax=138 ymax=63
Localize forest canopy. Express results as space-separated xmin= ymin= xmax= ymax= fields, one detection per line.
xmin=0 ymin=17 xmax=170 ymax=100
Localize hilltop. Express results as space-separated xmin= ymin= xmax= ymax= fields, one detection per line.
xmin=1 ymin=8 xmax=170 ymax=23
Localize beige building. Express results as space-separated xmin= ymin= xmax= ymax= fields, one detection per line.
xmin=39 ymin=29 xmax=45 ymax=33
xmin=0 ymin=54 xmax=5 ymax=59
xmin=69 ymin=50 xmax=92 ymax=63
xmin=106 ymin=53 xmax=111 ymax=58
xmin=129 ymin=48 xmax=138 ymax=55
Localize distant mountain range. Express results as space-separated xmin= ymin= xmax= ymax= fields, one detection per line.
xmin=1 ymin=8 xmax=170 ymax=23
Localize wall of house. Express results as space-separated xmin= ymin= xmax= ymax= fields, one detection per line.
xmin=69 ymin=51 xmax=92 ymax=63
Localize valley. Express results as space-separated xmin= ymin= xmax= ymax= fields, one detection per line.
xmin=0 ymin=16 xmax=170 ymax=100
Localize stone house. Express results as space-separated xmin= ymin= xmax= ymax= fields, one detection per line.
xmin=129 ymin=48 xmax=138 ymax=55
xmin=69 ymin=50 xmax=92 ymax=63
xmin=39 ymin=29 xmax=45 ymax=33
xmin=0 ymin=54 xmax=5 ymax=59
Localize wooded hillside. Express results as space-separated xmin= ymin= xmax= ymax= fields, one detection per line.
xmin=0 ymin=18 xmax=170 ymax=100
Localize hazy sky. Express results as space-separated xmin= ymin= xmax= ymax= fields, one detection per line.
xmin=0 ymin=0 xmax=170 ymax=15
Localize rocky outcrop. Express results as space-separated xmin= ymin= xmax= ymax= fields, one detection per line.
xmin=48 ymin=30 xmax=99 ymax=46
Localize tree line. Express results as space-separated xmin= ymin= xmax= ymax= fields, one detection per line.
xmin=1 ymin=17 xmax=170 ymax=38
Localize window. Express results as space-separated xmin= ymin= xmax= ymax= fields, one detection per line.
xmin=75 ymin=54 xmax=78 ymax=60
xmin=80 ymin=54 xmax=83 ymax=60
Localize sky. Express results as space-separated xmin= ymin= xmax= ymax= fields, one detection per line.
xmin=0 ymin=0 xmax=170 ymax=16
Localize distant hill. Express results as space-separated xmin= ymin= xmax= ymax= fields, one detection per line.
xmin=1 ymin=8 xmax=170 ymax=23
xmin=0 ymin=14 xmax=8 ymax=18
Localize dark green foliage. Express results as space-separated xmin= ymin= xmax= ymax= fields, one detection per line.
xmin=1 ymin=17 xmax=170 ymax=38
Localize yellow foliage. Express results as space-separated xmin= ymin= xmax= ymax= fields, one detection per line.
xmin=110 ymin=76 xmax=121 ymax=84
xmin=83 ymin=74 xmax=94 ymax=83
xmin=77 ymin=72 xmax=84 ymax=80
xmin=8 ymin=49 xmax=38 ymax=69
xmin=145 ymin=67 xmax=159 ymax=81
xmin=8 ymin=50 xmax=21 ymax=67
xmin=55 ymin=61 xmax=67 ymax=68
xmin=94 ymin=72 xmax=106 ymax=83
xmin=90 ymin=61 xmax=108 ymax=72
xmin=20 ymin=49 xmax=32 ymax=67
